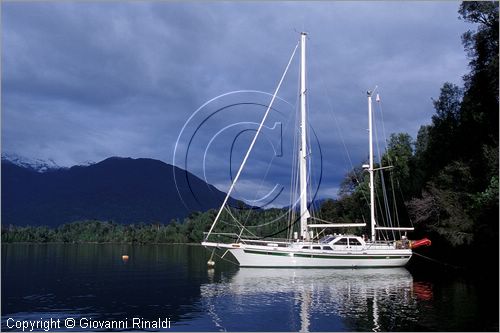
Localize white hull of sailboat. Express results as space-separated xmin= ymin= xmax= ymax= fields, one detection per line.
xmin=202 ymin=242 xmax=412 ymax=268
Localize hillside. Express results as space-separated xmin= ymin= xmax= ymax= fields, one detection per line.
xmin=1 ymin=156 xmax=238 ymax=226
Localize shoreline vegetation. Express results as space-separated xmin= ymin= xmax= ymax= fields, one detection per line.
xmin=1 ymin=208 xmax=293 ymax=245
xmin=1 ymin=218 xmax=212 ymax=245
xmin=2 ymin=3 xmax=498 ymax=275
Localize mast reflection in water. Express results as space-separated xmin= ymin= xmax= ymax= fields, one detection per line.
xmin=201 ymin=268 xmax=419 ymax=332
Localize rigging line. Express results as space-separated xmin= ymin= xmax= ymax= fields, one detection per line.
xmin=288 ymin=72 xmax=302 ymax=240
xmin=235 ymin=227 xmax=245 ymax=244
xmin=309 ymin=44 xmax=371 ymax=231
xmin=376 ymin=94 xmax=399 ymax=231
xmin=259 ymin=133 xmax=323 ymax=240
xmin=380 ymin=171 xmax=393 ymax=223
xmin=374 ymin=173 xmax=388 ymax=239
xmin=397 ymin=178 xmax=414 ymax=226
xmin=376 ymin=94 xmax=390 ymax=154
xmin=308 ymin=45 xmax=374 ymax=232
xmin=240 ymin=95 xmax=297 ymax=231
xmin=216 ymin=218 xmax=260 ymax=238
xmin=373 ymin=174 xmax=387 ymax=240
xmin=245 ymin=213 xmax=288 ymax=228
xmin=240 ymin=140 xmax=277 ymax=227
xmin=289 ymin=133 xmax=299 ymax=239
xmin=263 ymin=214 xmax=301 ymax=239
xmin=390 ymin=172 xmax=401 ymax=228
xmin=212 ymin=249 xmax=239 ymax=266
xmin=220 ymin=207 xmax=252 ymax=237
xmin=380 ymin=170 xmax=395 ymax=239
xmin=317 ymin=72 xmax=354 ymax=179
xmin=383 ymin=174 xmax=395 ymax=240
xmin=327 ymin=99 xmax=370 ymax=207
xmin=412 ymin=252 xmax=460 ymax=269
xmin=373 ymin=105 xmax=395 ymax=240
xmin=288 ymin=153 xmax=298 ymax=239
xmin=288 ymin=145 xmax=298 ymax=239
xmin=209 ymin=248 xmax=216 ymax=262
xmin=311 ymin=46 xmax=370 ymax=208
xmin=288 ymin=149 xmax=299 ymax=239
xmin=309 ymin=216 xmax=359 ymax=224
xmin=373 ymin=120 xmax=387 ymax=228
xmin=205 ymin=41 xmax=299 ymax=240
xmin=376 ymin=96 xmax=398 ymax=227
xmin=222 ymin=206 xmax=259 ymax=238
xmin=303 ymin=126 xmax=324 ymax=233
xmin=217 ymin=218 xmax=249 ymax=230
xmin=377 ymin=95 xmax=409 ymax=231
xmin=305 ymin=65 xmax=315 ymax=221
xmin=228 ymin=105 xmax=297 ymax=231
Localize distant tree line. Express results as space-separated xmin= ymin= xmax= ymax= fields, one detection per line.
xmin=1 ymin=208 xmax=291 ymax=244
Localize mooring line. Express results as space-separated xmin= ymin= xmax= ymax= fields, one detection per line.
xmin=412 ymin=252 xmax=460 ymax=269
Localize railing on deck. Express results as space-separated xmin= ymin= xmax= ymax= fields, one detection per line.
xmin=203 ymin=232 xmax=292 ymax=246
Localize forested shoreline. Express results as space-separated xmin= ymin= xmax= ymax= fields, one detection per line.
xmin=2 ymin=3 xmax=498 ymax=271
xmin=1 ymin=208 xmax=290 ymax=245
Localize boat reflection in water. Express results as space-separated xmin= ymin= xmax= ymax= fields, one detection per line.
xmin=201 ymin=268 xmax=425 ymax=332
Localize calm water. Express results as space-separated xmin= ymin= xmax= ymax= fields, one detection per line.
xmin=2 ymin=244 xmax=498 ymax=332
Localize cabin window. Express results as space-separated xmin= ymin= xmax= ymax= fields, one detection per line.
xmin=349 ymin=238 xmax=362 ymax=246
xmin=334 ymin=238 xmax=348 ymax=245
xmin=312 ymin=246 xmax=321 ymax=250
xmin=319 ymin=235 xmax=335 ymax=243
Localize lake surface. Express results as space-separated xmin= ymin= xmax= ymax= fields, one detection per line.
xmin=2 ymin=244 xmax=498 ymax=331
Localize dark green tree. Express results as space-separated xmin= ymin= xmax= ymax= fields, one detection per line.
xmin=407 ymin=1 xmax=498 ymax=268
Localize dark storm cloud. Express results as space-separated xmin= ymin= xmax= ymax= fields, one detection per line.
xmin=2 ymin=1 xmax=471 ymax=202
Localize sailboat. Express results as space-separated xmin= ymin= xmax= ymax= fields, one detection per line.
xmin=201 ymin=32 xmax=430 ymax=267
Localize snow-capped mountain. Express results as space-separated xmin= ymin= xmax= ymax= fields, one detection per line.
xmin=1 ymin=153 xmax=64 ymax=173
xmin=2 ymin=156 xmax=242 ymax=226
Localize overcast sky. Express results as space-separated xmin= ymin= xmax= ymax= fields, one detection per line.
xmin=2 ymin=1 xmax=472 ymax=206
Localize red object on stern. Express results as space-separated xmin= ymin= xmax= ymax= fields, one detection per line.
xmin=410 ymin=238 xmax=432 ymax=249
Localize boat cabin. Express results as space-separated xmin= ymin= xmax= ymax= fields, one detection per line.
xmin=320 ymin=234 xmax=367 ymax=249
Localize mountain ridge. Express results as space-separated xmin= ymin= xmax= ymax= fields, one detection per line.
xmin=2 ymin=156 xmax=239 ymax=227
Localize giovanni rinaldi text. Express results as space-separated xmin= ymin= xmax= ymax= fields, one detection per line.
xmin=6 ymin=317 xmax=172 ymax=331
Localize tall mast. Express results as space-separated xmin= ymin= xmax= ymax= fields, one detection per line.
xmin=299 ymin=32 xmax=310 ymax=240
xmin=368 ymin=91 xmax=376 ymax=242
